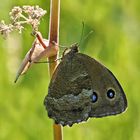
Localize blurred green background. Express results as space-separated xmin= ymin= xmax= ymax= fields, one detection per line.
xmin=0 ymin=0 xmax=139 ymax=140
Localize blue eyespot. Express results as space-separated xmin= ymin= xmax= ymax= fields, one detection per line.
xmin=91 ymin=92 xmax=98 ymax=103
xmin=107 ymin=89 xmax=115 ymax=99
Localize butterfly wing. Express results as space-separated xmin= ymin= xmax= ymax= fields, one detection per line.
xmin=44 ymin=52 xmax=127 ymax=126
xmin=76 ymin=53 xmax=127 ymax=118
xmin=44 ymin=53 xmax=93 ymax=126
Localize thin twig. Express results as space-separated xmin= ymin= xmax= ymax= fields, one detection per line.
xmin=48 ymin=0 xmax=63 ymax=140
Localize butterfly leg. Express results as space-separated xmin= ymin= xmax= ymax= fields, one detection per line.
xmin=34 ymin=57 xmax=62 ymax=64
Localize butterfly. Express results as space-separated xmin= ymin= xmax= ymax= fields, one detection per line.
xmin=44 ymin=44 xmax=127 ymax=127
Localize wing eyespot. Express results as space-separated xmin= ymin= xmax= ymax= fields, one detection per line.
xmin=91 ymin=92 xmax=98 ymax=103
xmin=107 ymin=89 xmax=115 ymax=99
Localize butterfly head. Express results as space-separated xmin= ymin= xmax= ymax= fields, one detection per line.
xmin=62 ymin=43 xmax=79 ymax=57
xmin=70 ymin=43 xmax=79 ymax=53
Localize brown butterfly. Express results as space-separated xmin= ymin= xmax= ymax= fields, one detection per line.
xmin=44 ymin=44 xmax=127 ymax=127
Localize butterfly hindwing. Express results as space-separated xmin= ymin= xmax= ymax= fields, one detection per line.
xmin=44 ymin=46 xmax=127 ymax=126
xmin=45 ymin=52 xmax=94 ymax=126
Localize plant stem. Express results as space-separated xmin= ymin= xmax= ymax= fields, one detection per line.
xmin=48 ymin=0 xmax=60 ymax=74
xmin=48 ymin=0 xmax=63 ymax=140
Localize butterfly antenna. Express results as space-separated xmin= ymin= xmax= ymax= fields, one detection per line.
xmin=78 ymin=22 xmax=94 ymax=46
xmin=83 ymin=30 xmax=94 ymax=41
xmin=79 ymin=21 xmax=85 ymax=46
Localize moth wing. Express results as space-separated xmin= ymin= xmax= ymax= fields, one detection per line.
xmin=14 ymin=51 xmax=32 ymax=83
xmin=14 ymin=41 xmax=37 ymax=83
xmin=15 ymin=39 xmax=49 ymax=83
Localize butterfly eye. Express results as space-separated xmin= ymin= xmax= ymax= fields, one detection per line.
xmin=107 ymin=89 xmax=115 ymax=99
xmin=91 ymin=92 xmax=98 ymax=103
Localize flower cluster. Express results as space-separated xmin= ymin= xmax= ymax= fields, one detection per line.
xmin=0 ymin=20 xmax=13 ymax=38
xmin=0 ymin=5 xmax=47 ymax=38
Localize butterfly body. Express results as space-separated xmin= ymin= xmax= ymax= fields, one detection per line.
xmin=44 ymin=45 xmax=127 ymax=127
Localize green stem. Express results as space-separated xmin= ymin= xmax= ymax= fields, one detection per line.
xmin=20 ymin=14 xmax=29 ymax=21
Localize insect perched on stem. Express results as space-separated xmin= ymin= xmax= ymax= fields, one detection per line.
xmin=44 ymin=43 xmax=127 ymax=127
xmin=44 ymin=23 xmax=127 ymax=127
xmin=14 ymin=31 xmax=58 ymax=83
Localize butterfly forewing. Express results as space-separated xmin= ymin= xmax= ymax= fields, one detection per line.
xmin=44 ymin=46 xmax=127 ymax=127
xmin=76 ymin=53 xmax=127 ymax=117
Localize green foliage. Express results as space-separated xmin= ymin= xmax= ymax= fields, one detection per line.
xmin=0 ymin=0 xmax=140 ymax=140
